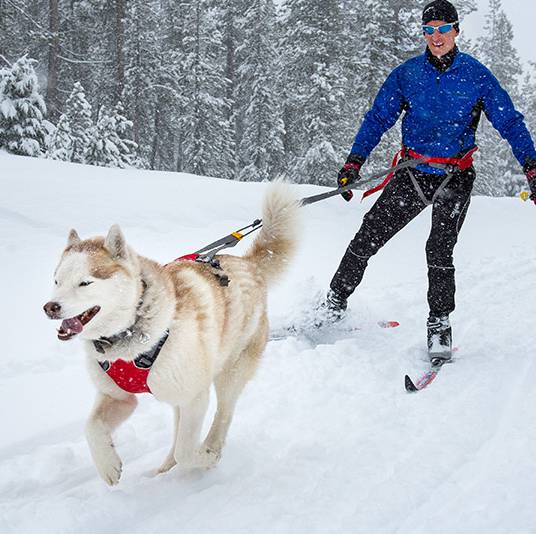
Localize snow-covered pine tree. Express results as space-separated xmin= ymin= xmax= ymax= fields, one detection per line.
xmin=0 ymin=55 xmax=47 ymax=157
xmin=123 ymin=0 xmax=161 ymax=168
xmin=279 ymin=0 xmax=347 ymax=185
xmin=62 ymin=82 xmax=93 ymax=164
xmin=85 ymin=103 xmax=137 ymax=168
xmin=84 ymin=107 xmax=116 ymax=167
xmin=46 ymin=114 xmax=73 ymax=161
xmin=110 ymin=100 xmax=138 ymax=167
xmin=475 ymin=0 xmax=522 ymax=196
xmin=220 ymin=0 xmax=249 ymax=179
xmin=237 ymin=0 xmax=285 ymax=182
xmin=177 ymin=0 xmax=234 ymax=179
xmin=349 ymin=0 xmax=402 ymax=174
xmin=455 ymin=0 xmax=479 ymax=56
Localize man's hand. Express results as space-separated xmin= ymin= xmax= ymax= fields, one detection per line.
xmin=338 ymin=154 xmax=365 ymax=202
xmin=524 ymin=158 xmax=536 ymax=205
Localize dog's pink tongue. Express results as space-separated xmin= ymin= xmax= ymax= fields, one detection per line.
xmin=60 ymin=317 xmax=84 ymax=334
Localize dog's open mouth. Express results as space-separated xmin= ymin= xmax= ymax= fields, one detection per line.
xmin=57 ymin=306 xmax=101 ymax=341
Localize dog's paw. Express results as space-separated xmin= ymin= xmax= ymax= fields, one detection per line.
xmin=94 ymin=447 xmax=123 ymax=486
xmin=174 ymin=447 xmax=221 ymax=470
xmin=194 ymin=447 xmax=222 ymax=469
xmin=156 ymin=455 xmax=177 ymax=475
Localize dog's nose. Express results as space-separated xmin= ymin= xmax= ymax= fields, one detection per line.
xmin=44 ymin=301 xmax=62 ymax=319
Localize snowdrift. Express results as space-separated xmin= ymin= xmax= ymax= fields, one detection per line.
xmin=1 ymin=152 xmax=535 ymax=533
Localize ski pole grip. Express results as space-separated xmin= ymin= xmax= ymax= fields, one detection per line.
xmin=340 ymin=178 xmax=353 ymax=202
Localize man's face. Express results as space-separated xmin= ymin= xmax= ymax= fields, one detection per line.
xmin=423 ymin=20 xmax=458 ymax=57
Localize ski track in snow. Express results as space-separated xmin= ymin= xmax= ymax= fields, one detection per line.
xmin=1 ymin=153 xmax=536 ymax=533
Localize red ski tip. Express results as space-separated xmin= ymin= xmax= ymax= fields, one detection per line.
xmin=378 ymin=320 xmax=400 ymax=328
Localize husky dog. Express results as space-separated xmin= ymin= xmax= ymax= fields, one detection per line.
xmin=44 ymin=184 xmax=299 ymax=485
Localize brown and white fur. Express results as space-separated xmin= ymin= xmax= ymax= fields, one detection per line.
xmin=44 ymin=183 xmax=299 ymax=485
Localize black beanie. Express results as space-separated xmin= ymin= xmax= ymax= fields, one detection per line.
xmin=422 ymin=0 xmax=459 ymax=26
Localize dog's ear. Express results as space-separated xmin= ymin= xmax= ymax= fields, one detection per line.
xmin=104 ymin=224 xmax=128 ymax=260
xmin=67 ymin=229 xmax=81 ymax=247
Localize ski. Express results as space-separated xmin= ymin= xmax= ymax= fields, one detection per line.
xmin=405 ymin=357 xmax=448 ymax=393
xmin=269 ymin=320 xmax=399 ymax=342
xmin=378 ymin=320 xmax=400 ymax=329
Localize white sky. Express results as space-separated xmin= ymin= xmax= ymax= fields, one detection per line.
xmin=464 ymin=0 xmax=535 ymax=67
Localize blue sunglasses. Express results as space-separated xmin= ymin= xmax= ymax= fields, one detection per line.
xmin=422 ymin=22 xmax=458 ymax=35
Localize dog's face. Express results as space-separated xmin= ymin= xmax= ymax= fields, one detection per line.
xmin=44 ymin=225 xmax=140 ymax=341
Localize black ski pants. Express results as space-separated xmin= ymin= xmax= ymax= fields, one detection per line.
xmin=330 ymin=165 xmax=476 ymax=317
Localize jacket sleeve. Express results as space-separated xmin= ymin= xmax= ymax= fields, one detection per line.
xmin=350 ymin=66 xmax=405 ymax=159
xmin=480 ymin=67 xmax=536 ymax=167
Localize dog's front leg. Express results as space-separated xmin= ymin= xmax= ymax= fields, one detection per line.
xmin=86 ymin=392 xmax=137 ymax=486
xmin=173 ymin=389 xmax=211 ymax=469
xmin=157 ymin=406 xmax=180 ymax=474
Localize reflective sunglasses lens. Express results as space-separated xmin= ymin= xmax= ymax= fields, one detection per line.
xmin=438 ymin=24 xmax=453 ymax=34
xmin=423 ymin=26 xmax=435 ymax=35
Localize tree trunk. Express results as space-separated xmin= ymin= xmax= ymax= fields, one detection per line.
xmin=150 ymin=106 xmax=160 ymax=170
xmin=115 ymin=0 xmax=126 ymax=102
xmin=0 ymin=0 xmax=6 ymax=61
xmin=47 ymin=0 xmax=60 ymax=120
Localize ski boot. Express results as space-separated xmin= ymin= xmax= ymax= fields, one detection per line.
xmin=314 ymin=289 xmax=347 ymax=328
xmin=427 ymin=314 xmax=452 ymax=365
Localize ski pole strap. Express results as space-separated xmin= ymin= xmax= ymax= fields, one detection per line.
xmin=361 ymin=145 xmax=479 ymax=201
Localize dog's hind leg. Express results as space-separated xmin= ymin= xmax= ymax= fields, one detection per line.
xmin=173 ymin=388 xmax=211 ymax=469
xmin=202 ymin=318 xmax=267 ymax=465
xmin=157 ymin=406 xmax=180 ymax=474
xmin=85 ymin=392 xmax=137 ymax=486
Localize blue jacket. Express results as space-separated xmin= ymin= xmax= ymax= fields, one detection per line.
xmin=351 ymin=50 xmax=536 ymax=174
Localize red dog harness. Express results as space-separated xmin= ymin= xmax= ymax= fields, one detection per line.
xmin=95 ymin=254 xmax=206 ymax=395
xmin=97 ymin=330 xmax=169 ymax=394
xmin=362 ymin=146 xmax=479 ymax=200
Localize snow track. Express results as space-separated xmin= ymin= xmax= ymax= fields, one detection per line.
xmin=1 ymin=153 xmax=535 ymax=533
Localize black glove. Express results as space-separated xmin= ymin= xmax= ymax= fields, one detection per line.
xmin=337 ymin=154 xmax=365 ymax=202
xmin=524 ymin=157 xmax=536 ymax=204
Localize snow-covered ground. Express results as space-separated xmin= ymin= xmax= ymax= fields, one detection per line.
xmin=1 ymin=152 xmax=535 ymax=534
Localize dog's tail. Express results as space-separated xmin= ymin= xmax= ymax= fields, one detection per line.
xmin=245 ymin=182 xmax=300 ymax=285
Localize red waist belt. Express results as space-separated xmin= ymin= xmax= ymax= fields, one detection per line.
xmin=362 ymin=146 xmax=479 ymax=200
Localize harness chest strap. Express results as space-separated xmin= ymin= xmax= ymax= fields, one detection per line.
xmin=97 ymin=330 xmax=169 ymax=394
xmin=361 ymin=146 xmax=479 ymax=200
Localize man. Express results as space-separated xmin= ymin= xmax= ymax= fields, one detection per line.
xmin=323 ymin=0 xmax=536 ymax=361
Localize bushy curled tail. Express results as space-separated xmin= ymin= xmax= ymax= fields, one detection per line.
xmin=246 ymin=182 xmax=300 ymax=285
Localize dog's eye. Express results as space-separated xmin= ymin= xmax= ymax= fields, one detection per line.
xmin=54 ymin=280 xmax=58 ymax=286
xmin=79 ymin=281 xmax=93 ymax=287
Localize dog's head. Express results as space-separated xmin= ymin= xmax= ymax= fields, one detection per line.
xmin=44 ymin=225 xmax=141 ymax=341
